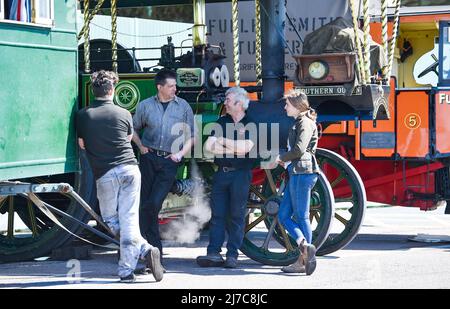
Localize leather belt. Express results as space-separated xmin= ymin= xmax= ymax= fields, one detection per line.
xmin=151 ymin=149 xmax=171 ymax=157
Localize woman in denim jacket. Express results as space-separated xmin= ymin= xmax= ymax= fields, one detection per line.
xmin=276 ymin=90 xmax=320 ymax=275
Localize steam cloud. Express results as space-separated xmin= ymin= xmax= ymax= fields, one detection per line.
xmin=161 ymin=161 xmax=211 ymax=244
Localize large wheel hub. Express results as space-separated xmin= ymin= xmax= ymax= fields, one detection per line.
xmin=263 ymin=197 xmax=281 ymax=217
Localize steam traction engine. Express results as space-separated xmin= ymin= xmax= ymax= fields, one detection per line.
xmin=1 ymin=0 xmax=449 ymax=265
xmin=295 ymin=4 xmax=450 ymax=254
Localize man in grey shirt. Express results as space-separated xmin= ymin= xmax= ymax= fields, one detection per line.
xmin=77 ymin=70 xmax=164 ymax=283
xmin=132 ymin=69 xmax=196 ymax=260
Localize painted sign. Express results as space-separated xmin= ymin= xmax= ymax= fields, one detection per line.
xmin=404 ymin=113 xmax=421 ymax=130
xmin=295 ymin=85 xmax=362 ymax=96
xmin=206 ymin=0 xmax=352 ymax=82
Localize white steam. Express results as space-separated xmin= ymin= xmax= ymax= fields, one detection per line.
xmin=161 ymin=161 xmax=211 ymax=244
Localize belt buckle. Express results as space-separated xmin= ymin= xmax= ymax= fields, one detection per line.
xmin=223 ymin=167 xmax=233 ymax=172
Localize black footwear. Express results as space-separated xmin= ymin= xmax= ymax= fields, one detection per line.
xmin=224 ymin=257 xmax=238 ymax=269
xmin=301 ymin=243 xmax=317 ymax=276
xmin=120 ymin=273 xmax=136 ymax=283
xmin=196 ymin=253 xmax=225 ymax=267
xmin=144 ymin=247 xmax=164 ymax=282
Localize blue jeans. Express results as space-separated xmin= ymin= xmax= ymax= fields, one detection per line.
xmin=96 ymin=164 xmax=152 ymax=278
xmin=207 ymin=169 xmax=252 ymax=259
xmin=278 ymin=171 xmax=318 ymax=244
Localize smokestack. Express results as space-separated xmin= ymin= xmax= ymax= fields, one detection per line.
xmin=192 ymin=0 xmax=207 ymax=47
xmin=261 ymin=0 xmax=286 ymax=104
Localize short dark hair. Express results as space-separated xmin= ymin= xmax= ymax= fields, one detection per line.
xmin=91 ymin=70 xmax=119 ymax=98
xmin=155 ymin=69 xmax=177 ymax=87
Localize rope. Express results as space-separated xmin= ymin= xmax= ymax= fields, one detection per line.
xmin=381 ymin=0 xmax=389 ymax=78
xmin=88 ymin=22 xmax=193 ymax=38
xmin=362 ymin=0 xmax=371 ymax=83
xmin=231 ymin=0 xmax=240 ymax=87
xmin=386 ymin=0 xmax=401 ymax=79
xmin=255 ymin=0 xmax=262 ymax=86
xmin=77 ymin=0 xmax=106 ymax=41
xmin=349 ymin=0 xmax=365 ymax=85
xmin=83 ymin=0 xmax=91 ymax=73
xmin=88 ymin=23 xmax=193 ymax=38
xmin=111 ymin=0 xmax=118 ymax=73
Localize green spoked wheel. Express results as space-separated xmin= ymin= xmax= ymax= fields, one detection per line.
xmin=0 ymin=154 xmax=96 ymax=262
xmin=315 ymin=148 xmax=367 ymax=256
xmin=240 ymin=167 xmax=334 ymax=266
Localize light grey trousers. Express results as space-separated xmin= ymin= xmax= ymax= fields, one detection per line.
xmin=96 ymin=164 xmax=152 ymax=278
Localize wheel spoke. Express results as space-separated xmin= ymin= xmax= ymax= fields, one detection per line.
xmin=249 ymin=185 xmax=267 ymax=203
xmin=277 ymin=178 xmax=286 ymax=197
xmin=27 ymin=198 xmax=39 ymax=237
xmin=262 ymin=217 xmax=277 ymax=250
xmin=7 ymin=196 xmax=14 ymax=238
xmin=330 ymin=174 xmax=345 ymax=188
xmin=245 ymin=213 xmax=267 ymax=233
xmin=0 ymin=196 xmax=7 ymax=212
xmin=314 ymin=212 xmax=321 ymax=223
xmin=264 ymin=170 xmax=277 ymax=195
xmin=335 ymin=212 xmax=349 ymax=226
xmin=277 ymin=221 xmax=295 ymax=252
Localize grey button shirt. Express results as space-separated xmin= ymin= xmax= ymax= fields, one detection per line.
xmin=133 ymin=95 xmax=195 ymax=153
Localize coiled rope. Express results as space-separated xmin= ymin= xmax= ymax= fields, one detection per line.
xmin=231 ymin=0 xmax=240 ymax=87
xmin=255 ymin=0 xmax=262 ymax=86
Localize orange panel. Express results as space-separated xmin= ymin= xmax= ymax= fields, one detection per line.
xmin=396 ymin=90 xmax=429 ymax=158
xmin=370 ymin=22 xmax=394 ymax=45
xmin=400 ymin=14 xmax=450 ymax=24
xmin=347 ymin=121 xmax=356 ymax=136
xmin=360 ymin=78 xmax=396 ymax=158
xmin=323 ymin=122 xmax=347 ymax=134
xmin=231 ymin=81 xmax=294 ymax=101
xmin=435 ymin=91 xmax=450 ymax=155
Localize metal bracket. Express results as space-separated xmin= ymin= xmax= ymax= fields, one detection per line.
xmin=0 ymin=182 xmax=73 ymax=196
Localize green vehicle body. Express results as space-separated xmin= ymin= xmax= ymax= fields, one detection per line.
xmin=0 ymin=0 xmax=79 ymax=181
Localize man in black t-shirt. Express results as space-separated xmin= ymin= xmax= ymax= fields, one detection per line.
xmin=197 ymin=87 xmax=256 ymax=269
xmin=76 ymin=70 xmax=164 ymax=283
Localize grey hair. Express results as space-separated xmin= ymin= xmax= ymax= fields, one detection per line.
xmin=225 ymin=87 xmax=250 ymax=110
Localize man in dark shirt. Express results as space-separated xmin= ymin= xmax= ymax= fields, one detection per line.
xmin=76 ymin=70 xmax=164 ymax=283
xmin=197 ymin=87 xmax=256 ymax=269
xmin=132 ymin=69 xmax=196 ymax=260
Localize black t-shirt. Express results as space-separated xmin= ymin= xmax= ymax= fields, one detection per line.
xmin=160 ymin=101 xmax=170 ymax=112
xmin=211 ymin=113 xmax=257 ymax=170
xmin=76 ymin=100 xmax=138 ymax=179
